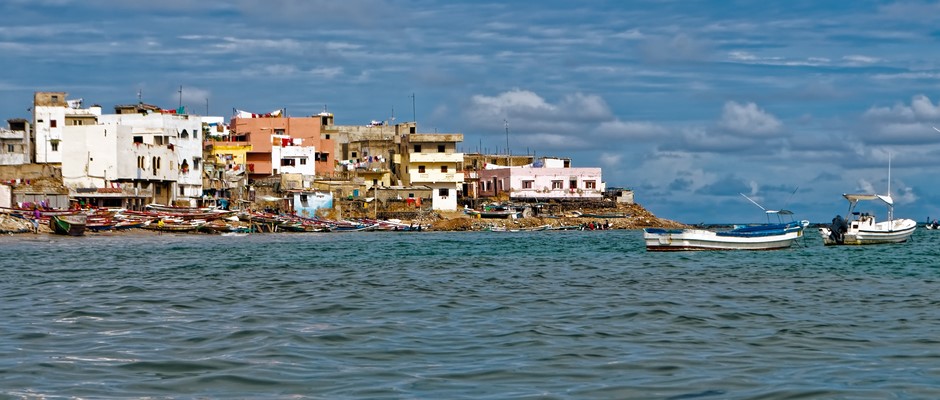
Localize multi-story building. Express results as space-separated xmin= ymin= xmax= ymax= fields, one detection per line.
xmin=228 ymin=112 xmax=334 ymax=181
xmin=32 ymin=92 xmax=98 ymax=164
xmin=0 ymin=119 xmax=31 ymax=165
xmin=399 ymin=132 xmax=464 ymax=210
xmin=322 ymin=118 xmax=415 ymax=188
xmin=477 ymin=157 xmax=606 ymax=201
xmin=59 ymin=100 xmax=214 ymax=208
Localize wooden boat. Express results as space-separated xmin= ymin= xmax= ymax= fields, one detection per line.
xmin=140 ymin=219 xmax=205 ymax=233
xmin=49 ymin=214 xmax=87 ymax=236
xmin=818 ymin=194 xmax=916 ymax=245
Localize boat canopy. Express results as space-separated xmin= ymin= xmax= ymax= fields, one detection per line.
xmin=843 ymin=193 xmax=893 ymax=205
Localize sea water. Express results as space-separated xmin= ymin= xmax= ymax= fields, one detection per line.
xmin=1 ymin=229 xmax=939 ymax=399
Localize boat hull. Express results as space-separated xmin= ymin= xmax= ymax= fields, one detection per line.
xmin=819 ymin=218 xmax=916 ymax=245
xmin=49 ymin=214 xmax=87 ymax=236
xmin=644 ymin=223 xmax=803 ymax=251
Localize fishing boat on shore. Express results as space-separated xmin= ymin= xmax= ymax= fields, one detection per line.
xmin=49 ymin=214 xmax=87 ymax=236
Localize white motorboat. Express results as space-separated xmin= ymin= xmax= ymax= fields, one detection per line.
xmin=819 ymin=194 xmax=916 ymax=245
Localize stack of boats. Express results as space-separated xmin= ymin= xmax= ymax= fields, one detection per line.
xmin=2 ymin=203 xmax=431 ymax=236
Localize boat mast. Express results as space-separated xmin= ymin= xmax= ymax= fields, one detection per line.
xmin=887 ymin=153 xmax=893 ymax=222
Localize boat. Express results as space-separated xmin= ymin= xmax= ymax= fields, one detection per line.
xmin=49 ymin=214 xmax=87 ymax=236
xmin=818 ymin=194 xmax=916 ymax=245
xmin=643 ymin=194 xmax=808 ymax=251
xmin=644 ymin=219 xmax=806 ymax=251
xmin=140 ymin=218 xmax=205 ymax=233
xmin=925 ymin=220 xmax=940 ymax=230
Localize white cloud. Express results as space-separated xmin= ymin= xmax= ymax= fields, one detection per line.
xmin=719 ymin=101 xmax=782 ymax=137
xmin=594 ymin=120 xmax=668 ymax=141
xmin=843 ymin=55 xmax=880 ymax=65
xmin=864 ymin=94 xmax=940 ymax=122
xmin=599 ymin=152 xmax=622 ymax=168
xmin=466 ymin=89 xmax=612 ymax=124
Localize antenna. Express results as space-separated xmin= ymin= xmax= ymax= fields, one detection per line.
xmin=504 ymin=119 xmax=510 ymax=166
xmin=740 ymin=193 xmax=765 ymax=211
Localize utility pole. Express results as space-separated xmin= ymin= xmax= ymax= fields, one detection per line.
xmin=411 ymin=93 xmax=416 ymax=129
xmin=504 ymin=119 xmax=510 ymax=167
xmin=178 ymin=85 xmax=183 ymax=109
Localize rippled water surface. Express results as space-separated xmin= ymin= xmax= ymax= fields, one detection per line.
xmin=2 ymin=229 xmax=940 ymax=399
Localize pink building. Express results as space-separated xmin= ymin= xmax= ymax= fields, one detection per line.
xmin=477 ymin=158 xmax=606 ymax=200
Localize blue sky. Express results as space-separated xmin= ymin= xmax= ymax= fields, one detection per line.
xmin=3 ymin=0 xmax=940 ymax=223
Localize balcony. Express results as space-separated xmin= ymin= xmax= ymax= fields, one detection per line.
xmin=411 ymin=172 xmax=464 ymax=184
xmin=409 ymin=152 xmax=463 ymax=163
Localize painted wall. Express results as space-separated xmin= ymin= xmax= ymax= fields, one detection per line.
xmin=292 ymin=191 xmax=333 ymax=218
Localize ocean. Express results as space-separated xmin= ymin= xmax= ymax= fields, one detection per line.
xmin=1 ymin=229 xmax=939 ymax=399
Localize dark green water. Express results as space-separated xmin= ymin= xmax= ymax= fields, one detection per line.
xmin=1 ymin=229 xmax=939 ymax=399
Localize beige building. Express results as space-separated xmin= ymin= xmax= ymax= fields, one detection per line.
xmin=399 ymin=133 xmax=464 ymax=210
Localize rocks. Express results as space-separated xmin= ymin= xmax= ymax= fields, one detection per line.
xmin=0 ymin=214 xmax=36 ymax=233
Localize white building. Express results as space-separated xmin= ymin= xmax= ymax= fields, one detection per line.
xmin=98 ymin=107 xmax=205 ymax=205
xmin=271 ymin=135 xmax=316 ymax=176
xmin=0 ymin=119 xmax=31 ymax=165
xmin=477 ymin=157 xmax=606 ymax=200
xmin=32 ymin=92 xmax=100 ymax=164
xmin=54 ymin=97 xmax=217 ymax=208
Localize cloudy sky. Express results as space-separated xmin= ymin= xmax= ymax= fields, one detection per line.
xmin=3 ymin=0 xmax=940 ymax=223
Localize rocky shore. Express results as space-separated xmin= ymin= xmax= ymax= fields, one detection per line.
xmin=2 ymin=202 xmax=685 ymax=236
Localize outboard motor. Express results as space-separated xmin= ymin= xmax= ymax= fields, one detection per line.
xmin=829 ymin=215 xmax=848 ymax=244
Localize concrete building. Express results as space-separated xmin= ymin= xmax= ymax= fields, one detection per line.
xmin=477 ymin=157 xmax=606 ymax=201
xmin=399 ymin=132 xmax=464 ymax=210
xmin=228 ymin=112 xmax=334 ymax=181
xmin=32 ymin=92 xmax=99 ymax=164
xmin=60 ymin=102 xmax=214 ymax=208
xmin=0 ymin=119 xmax=31 ymax=165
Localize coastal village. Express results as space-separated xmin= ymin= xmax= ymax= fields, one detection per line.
xmin=0 ymin=91 xmax=683 ymax=235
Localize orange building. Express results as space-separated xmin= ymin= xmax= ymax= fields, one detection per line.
xmin=228 ymin=114 xmax=335 ymax=180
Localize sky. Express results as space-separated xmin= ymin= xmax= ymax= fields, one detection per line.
xmin=3 ymin=0 xmax=940 ymax=223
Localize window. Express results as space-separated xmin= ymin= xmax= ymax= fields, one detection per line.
xmin=522 ymin=180 xmax=533 ymax=189
xmin=414 ymin=145 xmax=421 ymax=153
xmin=439 ymin=188 xmax=449 ymax=197
xmin=193 ymin=157 xmax=201 ymax=170
xmin=50 ymin=120 xmax=57 ymax=128
xmin=299 ymin=158 xmax=307 ymax=165
xmin=325 ymin=134 xmax=330 ymax=140
xmin=440 ymin=166 xmax=448 ymax=173
xmin=281 ymin=159 xmax=296 ymax=167
xmin=6 ymin=144 xmax=14 ymax=152
xmin=585 ymin=180 xmax=596 ymax=189
xmin=180 ymin=129 xmax=189 ymax=139
xmin=570 ymin=180 xmax=577 ymax=189
xmin=418 ymin=165 xmax=426 ymax=173
xmin=552 ymin=180 xmax=563 ymax=189
xmin=351 ymin=151 xmax=358 ymax=158
xmin=51 ymin=95 xmax=59 ymax=102
xmin=438 ymin=144 xmax=445 ymax=153
xmin=51 ymin=142 xmax=59 ymax=151
xmin=133 ymin=136 xmax=143 ymax=144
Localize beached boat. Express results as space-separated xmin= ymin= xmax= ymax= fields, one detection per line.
xmin=49 ymin=214 xmax=87 ymax=236
xmin=140 ymin=219 xmax=205 ymax=233
xmin=644 ymin=219 xmax=806 ymax=251
xmin=818 ymin=194 xmax=916 ymax=245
